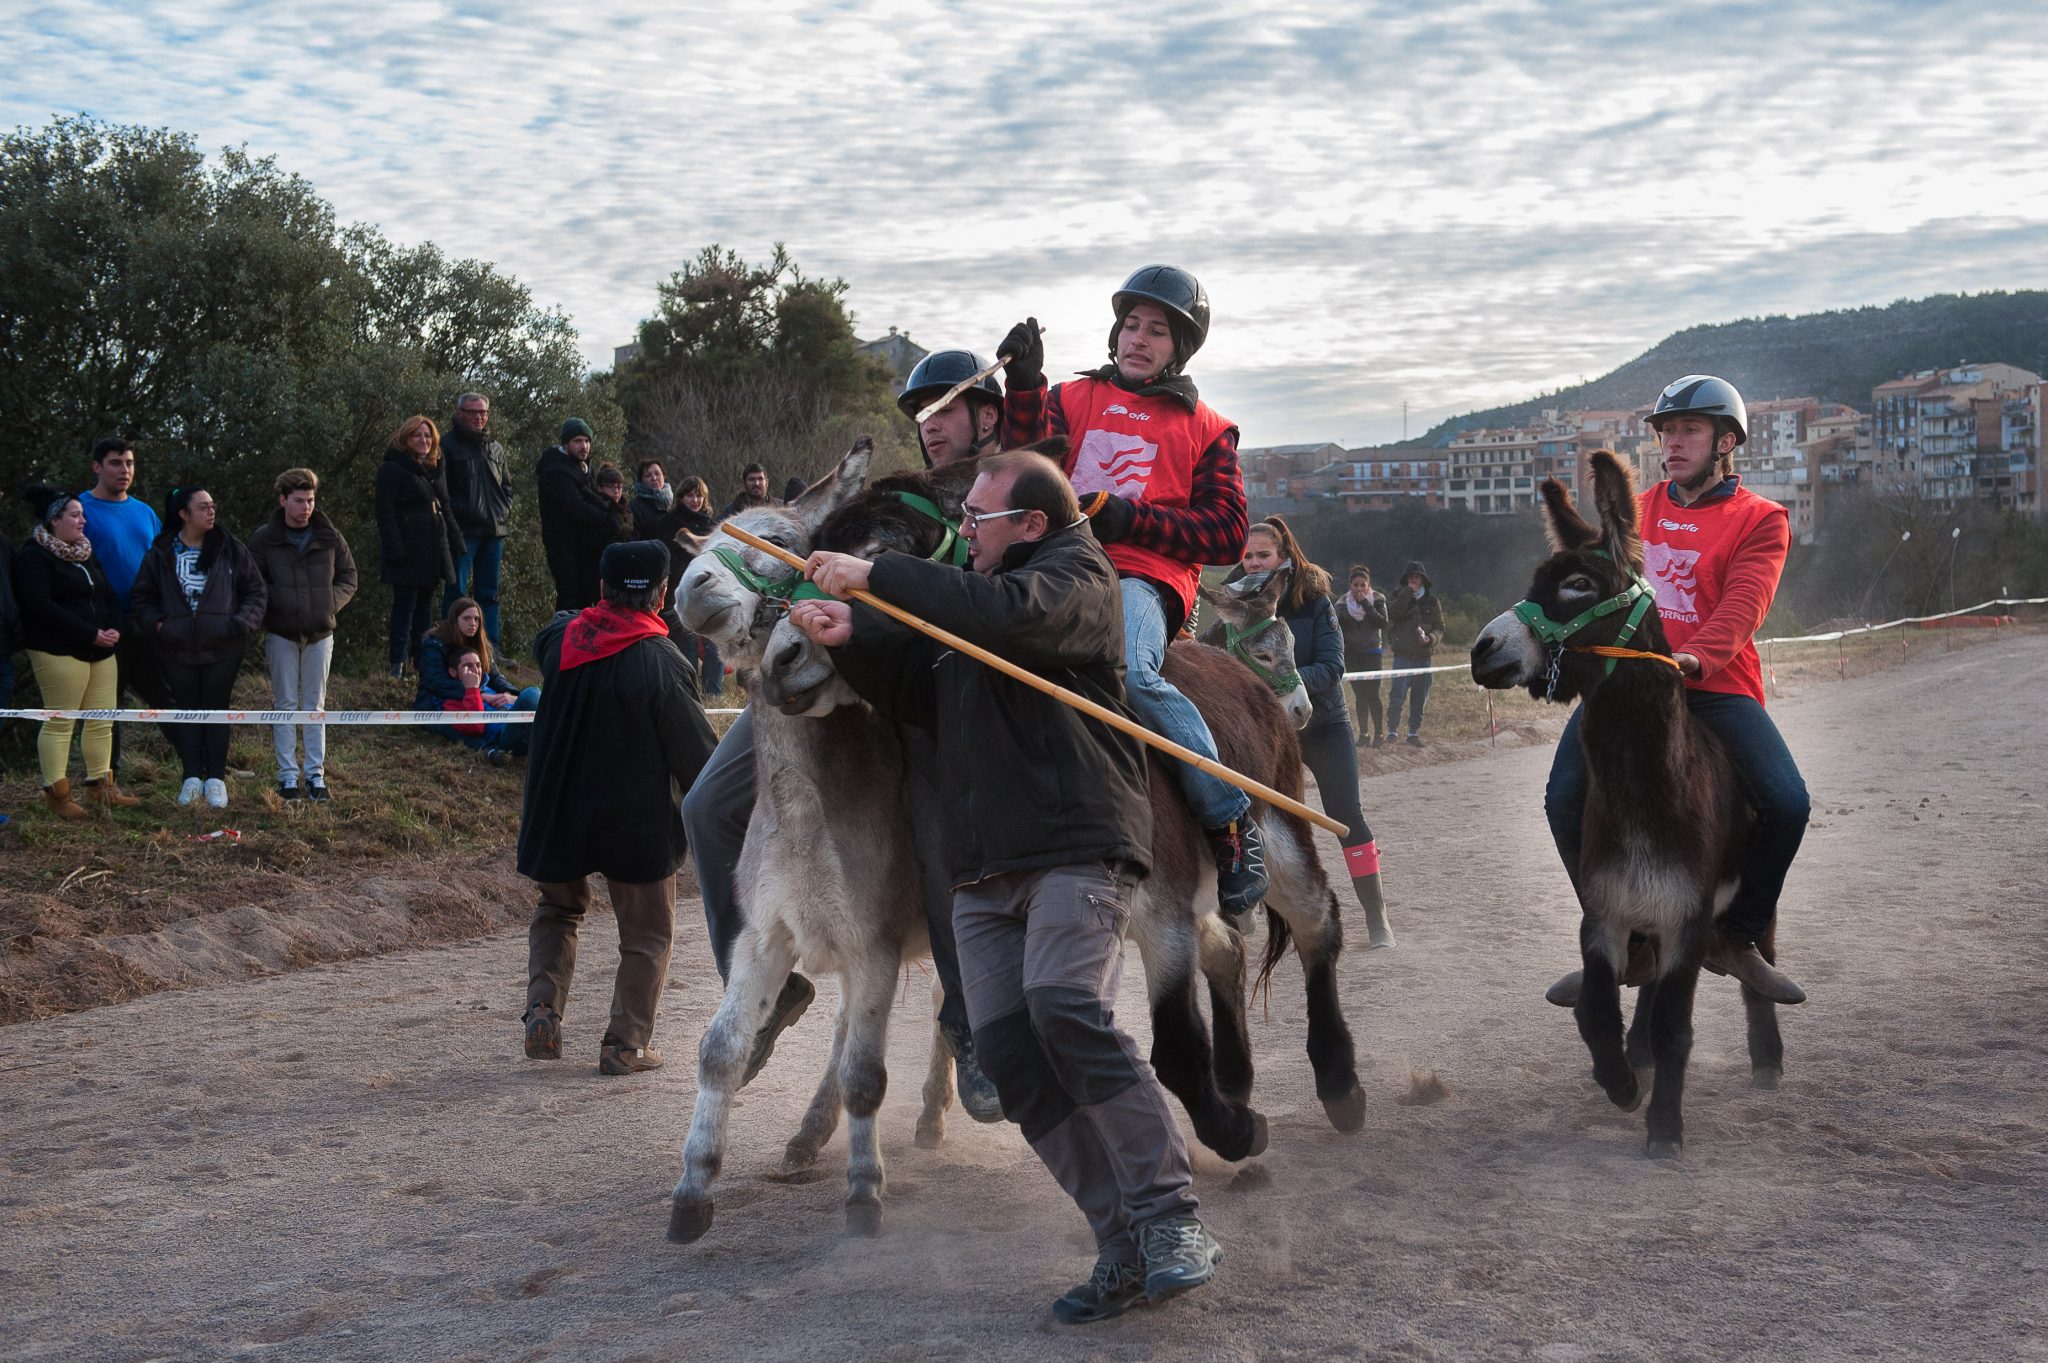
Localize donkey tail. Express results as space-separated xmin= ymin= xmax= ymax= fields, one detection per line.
xmin=1256 ymin=904 xmax=1292 ymax=993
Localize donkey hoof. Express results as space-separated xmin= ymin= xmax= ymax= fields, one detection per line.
xmin=780 ymin=1141 xmax=821 ymax=1173
xmin=1606 ymin=1079 xmax=1644 ymax=1113
xmin=1244 ymin=1111 xmax=1270 ymax=1158
xmin=1751 ymin=1065 xmax=1782 ymax=1091
xmin=667 ymin=1196 xmax=714 ymax=1244
xmin=1322 ymin=1085 xmax=1367 ymax=1134
xmin=1646 ymin=1137 xmax=1683 ymax=1161
xmin=845 ymin=1198 xmax=883 ymax=1238
xmin=914 ymin=1119 xmax=945 ymax=1150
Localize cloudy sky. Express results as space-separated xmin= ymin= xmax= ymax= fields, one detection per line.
xmin=7 ymin=0 xmax=2048 ymax=445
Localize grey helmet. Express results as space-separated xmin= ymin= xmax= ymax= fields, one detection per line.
xmin=1109 ymin=264 xmax=1210 ymax=371
xmin=898 ymin=349 xmax=1003 ymax=420
xmin=1649 ymin=374 xmax=1747 ymax=445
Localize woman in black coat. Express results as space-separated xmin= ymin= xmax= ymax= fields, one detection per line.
xmin=374 ymin=415 xmax=466 ymax=677
xmin=1222 ymin=516 xmax=1395 ymax=949
xmin=132 ymin=484 xmax=268 ymax=808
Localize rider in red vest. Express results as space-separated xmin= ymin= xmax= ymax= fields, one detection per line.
xmin=1544 ymin=375 xmax=1809 ymax=1007
xmin=1000 ymin=266 xmax=1266 ymax=915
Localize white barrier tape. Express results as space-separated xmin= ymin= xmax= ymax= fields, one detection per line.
xmin=1750 ymin=596 xmax=2047 ymax=647
xmin=1342 ymin=661 xmax=1471 ymax=681
xmin=0 ymin=704 xmax=752 ymax=723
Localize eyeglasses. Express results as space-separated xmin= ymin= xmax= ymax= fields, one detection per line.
xmin=963 ymin=507 xmax=1030 ymax=531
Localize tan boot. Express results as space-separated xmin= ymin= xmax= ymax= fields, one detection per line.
xmin=1544 ymin=936 xmax=1657 ymax=1007
xmin=1704 ymin=933 xmax=1806 ymax=1005
xmin=83 ymin=776 xmax=141 ymax=809
xmin=43 ymin=779 xmax=88 ymax=821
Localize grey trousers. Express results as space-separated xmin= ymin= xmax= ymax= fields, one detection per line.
xmin=956 ymin=862 xmax=1196 ymax=1264
xmin=526 ymin=875 xmax=677 ymax=1051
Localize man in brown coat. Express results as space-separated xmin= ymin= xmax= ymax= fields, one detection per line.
xmin=247 ymin=468 xmax=357 ymax=800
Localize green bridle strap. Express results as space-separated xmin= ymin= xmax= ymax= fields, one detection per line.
xmin=711 ymin=545 xmax=803 ymax=601
xmin=1221 ymin=616 xmax=1299 ymax=695
xmin=1512 ymin=575 xmax=1659 ymax=682
xmin=887 ymin=491 xmax=971 ymax=567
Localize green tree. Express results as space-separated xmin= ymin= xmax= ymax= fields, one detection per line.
xmin=620 ymin=244 xmax=910 ymax=497
xmin=0 ymin=116 xmax=620 ymax=670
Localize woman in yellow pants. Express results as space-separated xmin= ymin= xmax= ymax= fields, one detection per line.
xmin=12 ymin=487 xmax=138 ymax=818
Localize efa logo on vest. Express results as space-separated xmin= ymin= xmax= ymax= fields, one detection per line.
xmin=1644 ymin=542 xmax=1701 ymax=623
xmin=1071 ymin=429 xmax=1160 ymax=497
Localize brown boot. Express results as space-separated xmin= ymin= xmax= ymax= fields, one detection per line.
xmin=1544 ymin=936 xmax=1657 ymax=1007
xmin=43 ymin=779 xmax=88 ymax=821
xmin=1704 ymin=932 xmax=1806 ymax=1005
xmin=83 ymin=776 xmax=141 ymax=809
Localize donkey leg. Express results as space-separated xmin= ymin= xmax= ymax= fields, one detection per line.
xmin=1746 ymin=925 xmax=1787 ymax=1089
xmin=1134 ymin=909 xmax=1267 ymax=1161
xmin=1267 ymin=818 xmax=1366 ymax=1132
xmin=671 ymin=922 xmax=798 ymax=1243
xmin=1195 ymin=911 xmax=1255 ymax=1105
xmin=838 ymin=951 xmax=898 ymax=1237
xmin=917 ymin=973 xmax=957 ymax=1149
xmin=1643 ymin=961 xmax=1701 ymax=1159
xmin=1624 ymin=977 xmax=1659 ymax=1077
xmin=1573 ymin=921 xmax=1639 ymax=1112
xmin=783 ymin=1001 xmax=849 ymax=1172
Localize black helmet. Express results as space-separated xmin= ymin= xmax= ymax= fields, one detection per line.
xmin=898 ymin=349 xmax=1002 ymax=420
xmin=1109 ymin=264 xmax=1210 ymax=368
xmin=1648 ymin=374 xmax=1747 ymax=445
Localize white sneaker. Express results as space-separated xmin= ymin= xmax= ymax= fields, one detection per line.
xmin=204 ymin=778 xmax=228 ymax=809
xmin=178 ymin=777 xmax=203 ymax=807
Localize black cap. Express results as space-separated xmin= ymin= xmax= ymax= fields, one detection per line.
xmin=601 ymin=540 xmax=669 ymax=593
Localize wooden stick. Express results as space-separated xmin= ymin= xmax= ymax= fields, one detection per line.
xmin=911 ymin=346 xmax=1027 ymax=426
xmin=725 ymin=524 xmax=1349 ymax=838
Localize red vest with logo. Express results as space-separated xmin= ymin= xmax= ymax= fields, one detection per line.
xmin=1054 ymin=377 xmax=1235 ymax=620
xmin=1637 ymin=481 xmax=1785 ymax=705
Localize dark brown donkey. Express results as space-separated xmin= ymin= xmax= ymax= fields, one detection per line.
xmin=760 ymin=448 xmax=1367 ymax=1153
xmin=1468 ymin=450 xmax=1785 ymax=1158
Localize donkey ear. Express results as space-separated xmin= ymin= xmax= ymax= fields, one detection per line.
xmin=791 ymin=436 xmax=874 ymax=533
xmin=1586 ymin=449 xmax=1642 ymax=570
xmin=1538 ymin=477 xmax=1599 ymax=553
xmin=672 ymin=527 xmax=710 ymax=561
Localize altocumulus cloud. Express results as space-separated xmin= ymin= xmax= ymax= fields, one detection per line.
xmin=5 ymin=0 xmax=2047 ymax=443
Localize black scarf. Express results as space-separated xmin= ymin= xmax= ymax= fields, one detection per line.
xmin=1079 ymin=364 xmax=1200 ymax=413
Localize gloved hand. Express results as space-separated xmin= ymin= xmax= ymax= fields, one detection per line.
xmin=1080 ymin=490 xmax=1136 ymax=542
xmin=999 ymin=318 xmax=1044 ymax=391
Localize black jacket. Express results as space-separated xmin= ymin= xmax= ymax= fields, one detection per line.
xmin=536 ymin=446 xmax=622 ymax=612
xmin=440 ymin=422 xmax=514 ymax=538
xmin=12 ymin=537 xmax=119 ymax=662
xmin=836 ymin=523 xmax=1152 ymax=886
xmin=374 ymin=449 xmax=465 ymax=588
xmin=516 ymin=611 xmax=719 ymax=884
xmin=246 ymin=509 xmax=358 ymax=643
xmin=0 ymin=530 xmax=18 ymax=658
xmin=1335 ymin=589 xmax=1388 ymax=663
xmin=132 ymin=531 xmax=269 ymax=668
xmin=1386 ymin=575 xmax=1445 ymax=660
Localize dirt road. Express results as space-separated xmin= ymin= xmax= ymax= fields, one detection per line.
xmin=7 ymin=634 xmax=2045 ymax=1362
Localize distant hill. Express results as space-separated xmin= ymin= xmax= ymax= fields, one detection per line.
xmin=1419 ymin=290 xmax=2048 ymax=445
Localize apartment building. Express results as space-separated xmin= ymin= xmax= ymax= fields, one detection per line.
xmin=1337 ymin=448 xmax=1447 ymax=510
xmin=1869 ymin=363 xmax=2041 ymax=509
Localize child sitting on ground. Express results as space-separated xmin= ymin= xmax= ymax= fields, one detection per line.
xmin=441 ymin=647 xmax=526 ymax=765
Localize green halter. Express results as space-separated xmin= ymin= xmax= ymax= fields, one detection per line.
xmin=708 ymin=493 xmax=967 ymax=616
xmin=886 ymin=491 xmax=971 ymax=568
xmin=1222 ymin=616 xmax=1301 ymax=696
xmin=1511 ymin=557 xmax=1658 ymax=695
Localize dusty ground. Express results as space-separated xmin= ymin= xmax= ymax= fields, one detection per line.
xmin=5 ymin=632 xmax=2045 ymax=1362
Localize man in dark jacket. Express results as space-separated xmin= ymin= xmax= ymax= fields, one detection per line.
xmin=517 ymin=540 xmax=718 ymax=1075
xmin=718 ymin=463 xmax=776 ymax=518
xmin=0 ymin=490 xmax=18 ymax=825
xmin=791 ymin=450 xmax=1220 ymax=1325
xmin=536 ymin=418 xmax=623 ymax=613
xmin=1337 ymin=565 xmax=1389 ymax=747
xmin=247 ymin=468 xmax=358 ymax=800
xmin=1385 ymin=559 xmax=1445 ymax=746
xmin=440 ymin=392 xmax=514 ymax=650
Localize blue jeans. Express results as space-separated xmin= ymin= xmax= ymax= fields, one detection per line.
xmin=444 ymin=534 xmax=505 ymax=653
xmin=1121 ymin=579 xmax=1247 ymax=828
xmin=1544 ymin=690 xmax=1811 ymax=942
xmin=1386 ymin=656 xmax=1433 ymax=737
xmin=443 ymin=685 xmax=540 ymax=754
xmin=389 ymin=586 xmax=435 ymax=672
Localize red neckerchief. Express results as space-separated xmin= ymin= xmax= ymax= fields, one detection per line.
xmin=560 ymin=600 xmax=668 ymax=672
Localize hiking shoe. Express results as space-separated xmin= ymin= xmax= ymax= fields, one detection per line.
xmin=1205 ymin=817 xmax=1269 ymax=917
xmin=942 ymin=1021 xmax=1005 ymax=1124
xmin=741 ymin=972 xmax=816 ymax=1088
xmin=203 ymin=778 xmax=229 ymax=809
xmin=1051 ymin=1260 xmax=1147 ymax=1325
xmin=485 ymin=748 xmax=512 ymax=768
xmin=1704 ymin=933 xmax=1806 ymax=1005
xmin=306 ymin=776 xmax=330 ymax=802
xmin=598 ymin=1043 xmax=664 ymax=1075
xmin=1140 ymin=1215 xmax=1222 ymax=1301
xmin=279 ymin=780 xmax=303 ymax=801
xmin=1405 ymin=734 xmax=1422 ymax=747
xmin=178 ymin=777 xmax=203 ymax=807
xmin=524 ymin=1005 xmax=562 ymax=1060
